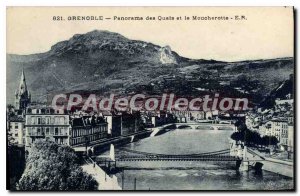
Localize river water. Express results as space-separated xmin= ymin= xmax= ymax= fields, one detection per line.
xmin=102 ymin=129 xmax=293 ymax=190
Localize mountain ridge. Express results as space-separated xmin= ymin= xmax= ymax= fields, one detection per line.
xmin=6 ymin=30 xmax=294 ymax=106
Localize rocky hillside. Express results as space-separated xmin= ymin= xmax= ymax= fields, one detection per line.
xmin=7 ymin=30 xmax=294 ymax=106
xmin=260 ymin=74 xmax=294 ymax=108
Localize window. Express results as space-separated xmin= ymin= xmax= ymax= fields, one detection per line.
xmin=46 ymin=117 xmax=50 ymax=125
xmin=46 ymin=128 xmax=50 ymax=135
xmin=55 ymin=117 xmax=59 ymax=124
xmin=31 ymin=117 xmax=35 ymax=125
xmin=55 ymin=128 xmax=59 ymax=135
xmin=60 ymin=117 xmax=65 ymax=125
xmin=15 ymin=124 xmax=18 ymax=129
xmin=37 ymin=118 xmax=41 ymax=124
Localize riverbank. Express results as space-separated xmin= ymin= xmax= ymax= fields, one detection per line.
xmin=229 ymin=140 xmax=294 ymax=178
xmin=111 ymin=129 xmax=292 ymax=190
xmin=73 ymin=129 xmax=153 ymax=154
xmin=150 ymin=124 xmax=177 ymax=137
xmin=246 ymin=148 xmax=294 ymax=178
xmin=77 ymin=127 xmax=174 ymax=190
xmin=81 ymin=158 xmax=121 ymax=190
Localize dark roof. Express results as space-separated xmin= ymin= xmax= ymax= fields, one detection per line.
xmin=9 ymin=115 xmax=25 ymax=122
xmin=271 ymin=118 xmax=288 ymax=123
xmin=72 ymin=117 xmax=85 ymax=127
xmin=71 ymin=116 xmax=106 ymax=128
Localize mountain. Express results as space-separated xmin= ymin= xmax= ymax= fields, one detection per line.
xmin=6 ymin=30 xmax=294 ymax=106
xmin=260 ymin=74 xmax=294 ymax=108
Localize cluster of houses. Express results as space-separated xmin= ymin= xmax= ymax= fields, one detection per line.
xmin=245 ymin=96 xmax=294 ymax=153
xmin=7 ymin=70 xmax=184 ymax=152
xmin=8 ymin=106 xmax=181 ymax=152
xmin=9 ymin=69 xmax=293 ymax=156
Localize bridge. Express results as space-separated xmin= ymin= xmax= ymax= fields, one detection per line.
xmin=114 ymin=148 xmax=241 ymax=162
xmin=97 ymin=145 xmax=242 ymax=171
xmin=175 ymin=121 xmax=236 ymax=131
xmin=150 ymin=122 xmax=236 ymax=137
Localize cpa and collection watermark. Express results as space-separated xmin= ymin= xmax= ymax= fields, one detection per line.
xmin=51 ymin=93 xmax=250 ymax=112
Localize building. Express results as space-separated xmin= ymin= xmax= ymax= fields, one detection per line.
xmin=275 ymin=98 xmax=293 ymax=106
xmin=267 ymin=119 xmax=288 ymax=146
xmin=69 ymin=115 xmax=108 ymax=147
xmin=25 ymin=107 xmax=70 ymax=150
xmin=288 ymin=114 xmax=294 ymax=125
xmin=105 ymin=114 xmax=122 ymax=137
xmin=288 ymin=123 xmax=294 ymax=153
xmin=15 ymin=69 xmax=31 ymax=111
xmin=189 ymin=111 xmax=205 ymax=121
xmin=8 ymin=116 xmax=25 ymax=146
xmin=258 ymin=121 xmax=271 ymax=136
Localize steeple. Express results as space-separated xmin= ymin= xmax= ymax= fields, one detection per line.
xmin=19 ymin=69 xmax=27 ymax=95
xmin=15 ymin=68 xmax=31 ymax=110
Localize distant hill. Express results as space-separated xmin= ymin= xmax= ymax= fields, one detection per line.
xmin=6 ymin=30 xmax=294 ymax=106
xmin=260 ymin=74 xmax=294 ymax=108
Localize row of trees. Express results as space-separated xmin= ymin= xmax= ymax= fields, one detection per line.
xmin=231 ymin=120 xmax=279 ymax=147
xmin=18 ymin=140 xmax=98 ymax=190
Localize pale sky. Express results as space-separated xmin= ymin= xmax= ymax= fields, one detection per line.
xmin=7 ymin=7 xmax=294 ymax=61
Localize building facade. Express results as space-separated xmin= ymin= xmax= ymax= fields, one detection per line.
xmin=288 ymin=124 xmax=294 ymax=152
xmin=25 ymin=107 xmax=70 ymax=149
xmin=9 ymin=116 xmax=25 ymax=146
xmin=267 ymin=119 xmax=289 ymax=145
xmin=70 ymin=115 xmax=108 ymax=147
xmin=105 ymin=115 xmax=122 ymax=137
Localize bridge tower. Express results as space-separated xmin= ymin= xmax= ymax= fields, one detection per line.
xmin=110 ymin=144 xmax=115 ymax=161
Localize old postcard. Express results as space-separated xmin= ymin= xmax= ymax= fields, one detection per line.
xmin=6 ymin=7 xmax=294 ymax=191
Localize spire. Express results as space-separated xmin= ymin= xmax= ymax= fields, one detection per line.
xmin=15 ymin=68 xmax=30 ymax=110
xmin=21 ymin=68 xmax=25 ymax=81
xmin=18 ymin=68 xmax=27 ymax=95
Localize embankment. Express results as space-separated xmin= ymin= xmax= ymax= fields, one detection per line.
xmin=246 ymin=148 xmax=293 ymax=178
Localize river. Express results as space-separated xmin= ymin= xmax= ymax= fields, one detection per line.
xmin=101 ymin=128 xmax=293 ymax=190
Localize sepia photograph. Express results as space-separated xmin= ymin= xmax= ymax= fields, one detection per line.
xmin=6 ymin=6 xmax=295 ymax=191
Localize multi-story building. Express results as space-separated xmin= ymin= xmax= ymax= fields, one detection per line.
xmin=25 ymin=107 xmax=70 ymax=149
xmin=258 ymin=121 xmax=272 ymax=136
xmin=105 ymin=114 xmax=122 ymax=137
xmin=268 ymin=119 xmax=288 ymax=145
xmin=8 ymin=116 xmax=25 ymax=146
xmin=189 ymin=111 xmax=205 ymax=121
xmin=69 ymin=115 xmax=108 ymax=147
xmin=288 ymin=114 xmax=294 ymax=125
xmin=288 ymin=123 xmax=294 ymax=152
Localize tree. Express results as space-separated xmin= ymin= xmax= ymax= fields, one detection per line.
xmin=261 ymin=135 xmax=279 ymax=147
xmin=7 ymin=104 xmax=15 ymax=118
xmin=231 ymin=131 xmax=243 ymax=141
xmin=269 ymin=136 xmax=279 ymax=146
xmin=18 ymin=140 xmax=98 ymax=190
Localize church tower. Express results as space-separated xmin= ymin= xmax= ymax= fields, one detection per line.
xmin=15 ymin=69 xmax=31 ymax=111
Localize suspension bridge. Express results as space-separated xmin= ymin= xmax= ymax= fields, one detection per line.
xmin=113 ymin=147 xmax=241 ymax=162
